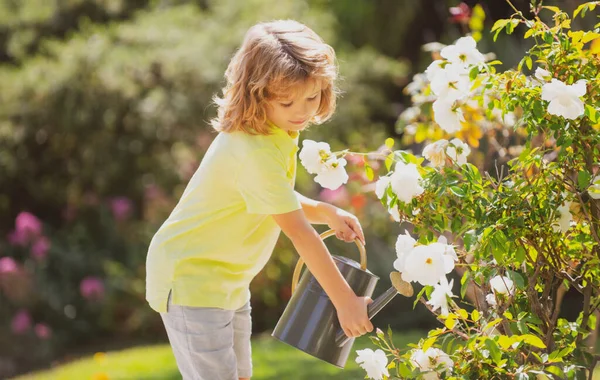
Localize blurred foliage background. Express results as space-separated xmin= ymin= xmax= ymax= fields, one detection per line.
xmin=0 ymin=0 xmax=587 ymax=378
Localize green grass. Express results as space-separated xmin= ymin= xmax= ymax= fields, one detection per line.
xmin=13 ymin=330 xmax=426 ymax=380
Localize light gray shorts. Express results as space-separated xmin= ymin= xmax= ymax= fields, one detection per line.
xmin=160 ymin=293 xmax=253 ymax=380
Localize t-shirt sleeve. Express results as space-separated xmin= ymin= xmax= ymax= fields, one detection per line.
xmin=236 ymin=148 xmax=301 ymax=215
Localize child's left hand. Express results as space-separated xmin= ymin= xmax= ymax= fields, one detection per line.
xmin=325 ymin=206 xmax=366 ymax=246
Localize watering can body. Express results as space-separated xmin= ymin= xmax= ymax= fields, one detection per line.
xmin=272 ymin=231 xmax=380 ymax=368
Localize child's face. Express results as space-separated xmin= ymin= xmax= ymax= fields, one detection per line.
xmin=265 ymin=79 xmax=322 ymax=133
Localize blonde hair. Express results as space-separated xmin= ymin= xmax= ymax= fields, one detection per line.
xmin=211 ymin=20 xmax=338 ymax=135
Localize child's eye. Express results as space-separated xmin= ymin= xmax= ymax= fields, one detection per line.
xmin=308 ymin=95 xmax=319 ymax=101
xmin=280 ymin=102 xmax=293 ymax=107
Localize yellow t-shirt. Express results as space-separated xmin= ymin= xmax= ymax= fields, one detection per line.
xmin=145 ymin=123 xmax=301 ymax=313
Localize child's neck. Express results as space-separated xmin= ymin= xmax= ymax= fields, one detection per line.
xmin=267 ymin=120 xmax=299 ymax=138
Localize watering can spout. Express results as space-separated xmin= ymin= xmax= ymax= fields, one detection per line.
xmin=335 ymin=272 xmax=413 ymax=347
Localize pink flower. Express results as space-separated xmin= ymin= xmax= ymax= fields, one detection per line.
xmin=8 ymin=230 xmax=26 ymax=246
xmin=345 ymin=153 xmax=365 ymax=167
xmin=8 ymin=212 xmax=43 ymax=246
xmin=0 ymin=257 xmax=18 ymax=274
xmin=319 ymin=186 xmax=350 ymax=207
xmin=109 ymin=197 xmax=133 ymax=221
xmin=16 ymin=212 xmax=42 ymax=236
xmin=31 ymin=236 xmax=51 ymax=260
xmin=11 ymin=310 xmax=32 ymax=334
xmin=449 ymin=3 xmax=471 ymax=24
xmin=80 ymin=277 xmax=105 ymax=300
xmin=34 ymin=323 xmax=52 ymax=340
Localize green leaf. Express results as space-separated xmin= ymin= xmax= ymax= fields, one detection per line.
xmin=525 ymin=56 xmax=532 ymax=70
xmin=385 ymin=152 xmax=394 ymax=171
xmin=365 ymin=164 xmax=374 ymax=181
xmin=472 ymin=309 xmax=480 ymax=322
xmin=422 ymin=336 xmax=437 ymax=351
xmin=574 ymin=2 xmax=599 ymax=19
xmin=460 ymin=270 xmax=471 ymax=298
xmin=385 ymin=137 xmax=395 ymax=149
xmin=469 ymin=66 xmax=480 ymax=81
xmin=491 ymin=19 xmax=510 ymax=33
xmin=444 ymin=315 xmax=457 ymax=329
xmin=449 ymin=186 xmax=466 ymax=197
xmin=578 ymin=170 xmax=592 ymax=190
xmin=498 ymin=335 xmax=517 ymax=350
xmin=414 ymin=287 xmax=427 ymax=309
xmin=507 ymin=270 xmax=525 ymax=290
xmin=517 ymin=320 xmax=529 ymax=333
xmin=505 ymin=19 xmax=520 ymax=34
xmin=520 ymin=334 xmax=547 ymax=348
xmin=485 ymin=338 xmax=503 ymax=365
xmin=484 ymin=318 xmax=503 ymax=332
xmin=524 ymin=28 xmax=535 ymax=39
xmin=546 ymin=366 xmax=564 ymax=377
xmin=398 ymin=363 xmax=413 ymax=378
xmin=515 ymin=245 xmax=526 ymax=265
xmin=585 ymin=104 xmax=598 ymax=123
xmin=542 ymin=6 xmax=561 ymax=13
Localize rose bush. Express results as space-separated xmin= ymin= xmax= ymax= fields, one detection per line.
xmin=300 ymin=1 xmax=600 ymax=378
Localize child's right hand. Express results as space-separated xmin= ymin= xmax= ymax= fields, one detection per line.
xmin=336 ymin=295 xmax=374 ymax=339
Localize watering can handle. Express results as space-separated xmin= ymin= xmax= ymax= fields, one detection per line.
xmin=290 ymin=229 xmax=367 ymax=294
xmin=334 ymin=286 xmax=399 ymax=347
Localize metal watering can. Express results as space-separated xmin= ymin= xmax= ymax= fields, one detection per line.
xmin=272 ymin=229 xmax=413 ymax=368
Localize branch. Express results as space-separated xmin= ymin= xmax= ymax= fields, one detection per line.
xmin=577 ymin=285 xmax=593 ymax=346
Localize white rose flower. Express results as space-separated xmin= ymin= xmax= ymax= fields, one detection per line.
xmin=314 ymin=157 xmax=348 ymax=190
xmin=410 ymin=347 xmax=454 ymax=376
xmin=490 ymin=275 xmax=514 ymax=295
xmin=552 ymin=201 xmax=572 ymax=233
xmin=425 ymin=60 xmax=445 ymax=82
xmin=541 ymin=79 xmax=586 ymax=120
xmin=433 ymin=99 xmax=465 ymax=134
xmin=388 ymin=205 xmax=400 ymax=222
xmin=445 ymin=138 xmax=471 ymax=166
xmin=486 ymin=293 xmax=497 ymax=307
xmin=535 ymin=67 xmax=551 ymax=81
xmin=427 ymin=276 xmax=455 ymax=316
xmin=403 ymin=245 xmax=447 ymax=286
xmin=355 ymin=348 xmax=389 ymax=380
xmin=406 ymin=73 xmax=428 ymax=95
xmin=422 ymin=139 xmax=449 ymax=168
xmin=299 ymin=140 xmax=332 ymax=174
xmin=393 ymin=231 xmax=417 ymax=273
xmin=400 ymin=106 xmax=421 ymax=122
xmin=491 ymin=108 xmax=517 ymax=127
xmin=432 ymin=236 xmax=458 ymax=273
xmin=589 ymin=175 xmax=600 ymax=200
xmin=396 ymin=230 xmax=417 ymax=254
xmin=429 ymin=63 xmax=471 ymax=102
xmin=440 ymin=36 xmax=485 ymax=66
xmin=389 ymin=162 xmax=424 ymax=203
xmin=375 ymin=175 xmax=391 ymax=199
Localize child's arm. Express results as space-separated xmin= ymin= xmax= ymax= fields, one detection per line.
xmin=272 ymin=209 xmax=374 ymax=339
xmin=295 ymin=191 xmax=366 ymax=246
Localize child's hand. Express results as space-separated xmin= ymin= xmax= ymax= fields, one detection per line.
xmin=336 ymin=295 xmax=373 ymax=339
xmin=325 ymin=206 xmax=366 ymax=246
